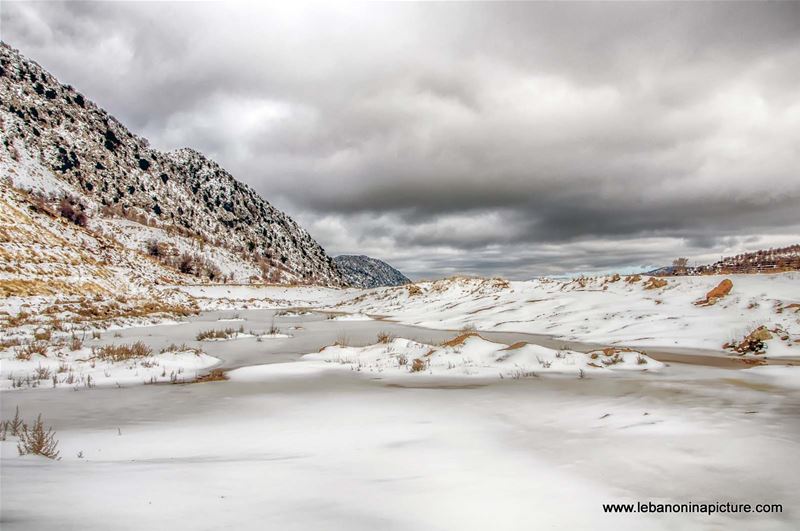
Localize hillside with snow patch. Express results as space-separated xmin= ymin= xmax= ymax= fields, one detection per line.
xmin=0 ymin=42 xmax=342 ymax=287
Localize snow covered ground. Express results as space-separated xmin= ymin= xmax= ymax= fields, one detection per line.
xmin=168 ymin=273 xmax=800 ymax=359
xmin=321 ymin=274 xmax=800 ymax=358
xmin=289 ymin=334 xmax=663 ymax=379
xmin=2 ymin=348 xmax=798 ymax=530
xmin=2 ymin=275 xmax=799 ymax=530
xmin=0 ymin=338 xmax=220 ymax=390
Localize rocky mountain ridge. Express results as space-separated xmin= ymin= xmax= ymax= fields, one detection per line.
xmin=334 ymin=255 xmax=411 ymax=288
xmin=0 ymin=41 xmax=343 ymax=286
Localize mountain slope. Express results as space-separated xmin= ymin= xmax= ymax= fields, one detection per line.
xmin=334 ymin=255 xmax=411 ymax=288
xmin=0 ymin=42 xmax=342 ymax=286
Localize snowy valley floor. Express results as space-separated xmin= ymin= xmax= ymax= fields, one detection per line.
xmin=2 ymin=277 xmax=800 ymax=530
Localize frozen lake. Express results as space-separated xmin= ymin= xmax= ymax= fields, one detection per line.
xmin=2 ymin=310 xmax=799 ymax=530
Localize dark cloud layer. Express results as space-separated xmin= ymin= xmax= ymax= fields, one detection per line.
xmin=3 ymin=2 xmax=800 ymax=278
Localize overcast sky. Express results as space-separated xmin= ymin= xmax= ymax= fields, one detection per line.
xmin=3 ymin=2 xmax=800 ymax=279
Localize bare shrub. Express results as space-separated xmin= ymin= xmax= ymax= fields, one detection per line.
xmin=34 ymin=365 xmax=52 ymax=380
xmin=178 ymin=252 xmax=196 ymax=275
xmin=17 ymin=414 xmax=60 ymax=460
xmin=15 ymin=341 xmax=49 ymax=360
xmin=69 ymin=336 xmax=83 ymax=351
xmin=2 ymin=406 xmax=24 ymax=437
xmin=59 ymin=197 xmax=88 ymax=227
xmin=396 ymin=354 xmax=408 ymax=366
xmin=145 ymin=239 xmax=167 ymax=257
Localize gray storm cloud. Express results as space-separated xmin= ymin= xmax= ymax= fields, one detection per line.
xmin=3 ymin=2 xmax=800 ymax=279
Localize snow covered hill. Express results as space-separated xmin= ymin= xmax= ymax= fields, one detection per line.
xmin=333 ymin=255 xmax=411 ymax=288
xmin=328 ymin=274 xmax=800 ymax=357
xmin=0 ymin=42 xmax=342 ymax=287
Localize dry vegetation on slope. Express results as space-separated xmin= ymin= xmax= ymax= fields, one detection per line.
xmin=0 ymin=183 xmax=202 ymax=344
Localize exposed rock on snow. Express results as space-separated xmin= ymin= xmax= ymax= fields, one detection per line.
xmin=643 ymin=277 xmax=668 ymax=290
xmin=695 ymin=278 xmax=733 ymax=306
xmin=724 ymin=326 xmax=774 ymax=355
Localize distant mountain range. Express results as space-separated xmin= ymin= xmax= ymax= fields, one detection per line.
xmin=0 ymin=42 xmax=343 ymax=289
xmin=334 ymin=255 xmax=411 ymax=288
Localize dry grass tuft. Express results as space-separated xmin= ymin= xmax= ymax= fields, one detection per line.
xmin=15 ymin=341 xmax=49 ymax=360
xmin=0 ymin=279 xmax=107 ymax=298
xmin=376 ymin=331 xmax=394 ymax=344
xmin=160 ymin=343 xmax=202 ymax=354
xmin=0 ymin=337 xmax=23 ymax=350
xmin=6 ymin=311 xmax=32 ymax=327
xmin=195 ymin=369 xmax=228 ymax=383
xmin=410 ymin=358 xmax=427 ymax=372
xmin=33 ymin=328 xmax=52 ymax=341
xmin=94 ymin=341 xmax=152 ymax=361
xmin=196 ymin=328 xmax=238 ymax=341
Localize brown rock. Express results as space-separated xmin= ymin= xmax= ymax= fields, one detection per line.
xmin=643 ymin=277 xmax=667 ymax=290
xmin=695 ymin=278 xmax=733 ymax=306
xmin=725 ymin=326 xmax=772 ymax=354
xmin=749 ymin=327 xmax=773 ymax=342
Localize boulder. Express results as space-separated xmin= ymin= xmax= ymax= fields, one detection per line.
xmin=695 ymin=278 xmax=733 ymax=306
xmin=643 ymin=277 xmax=667 ymax=290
